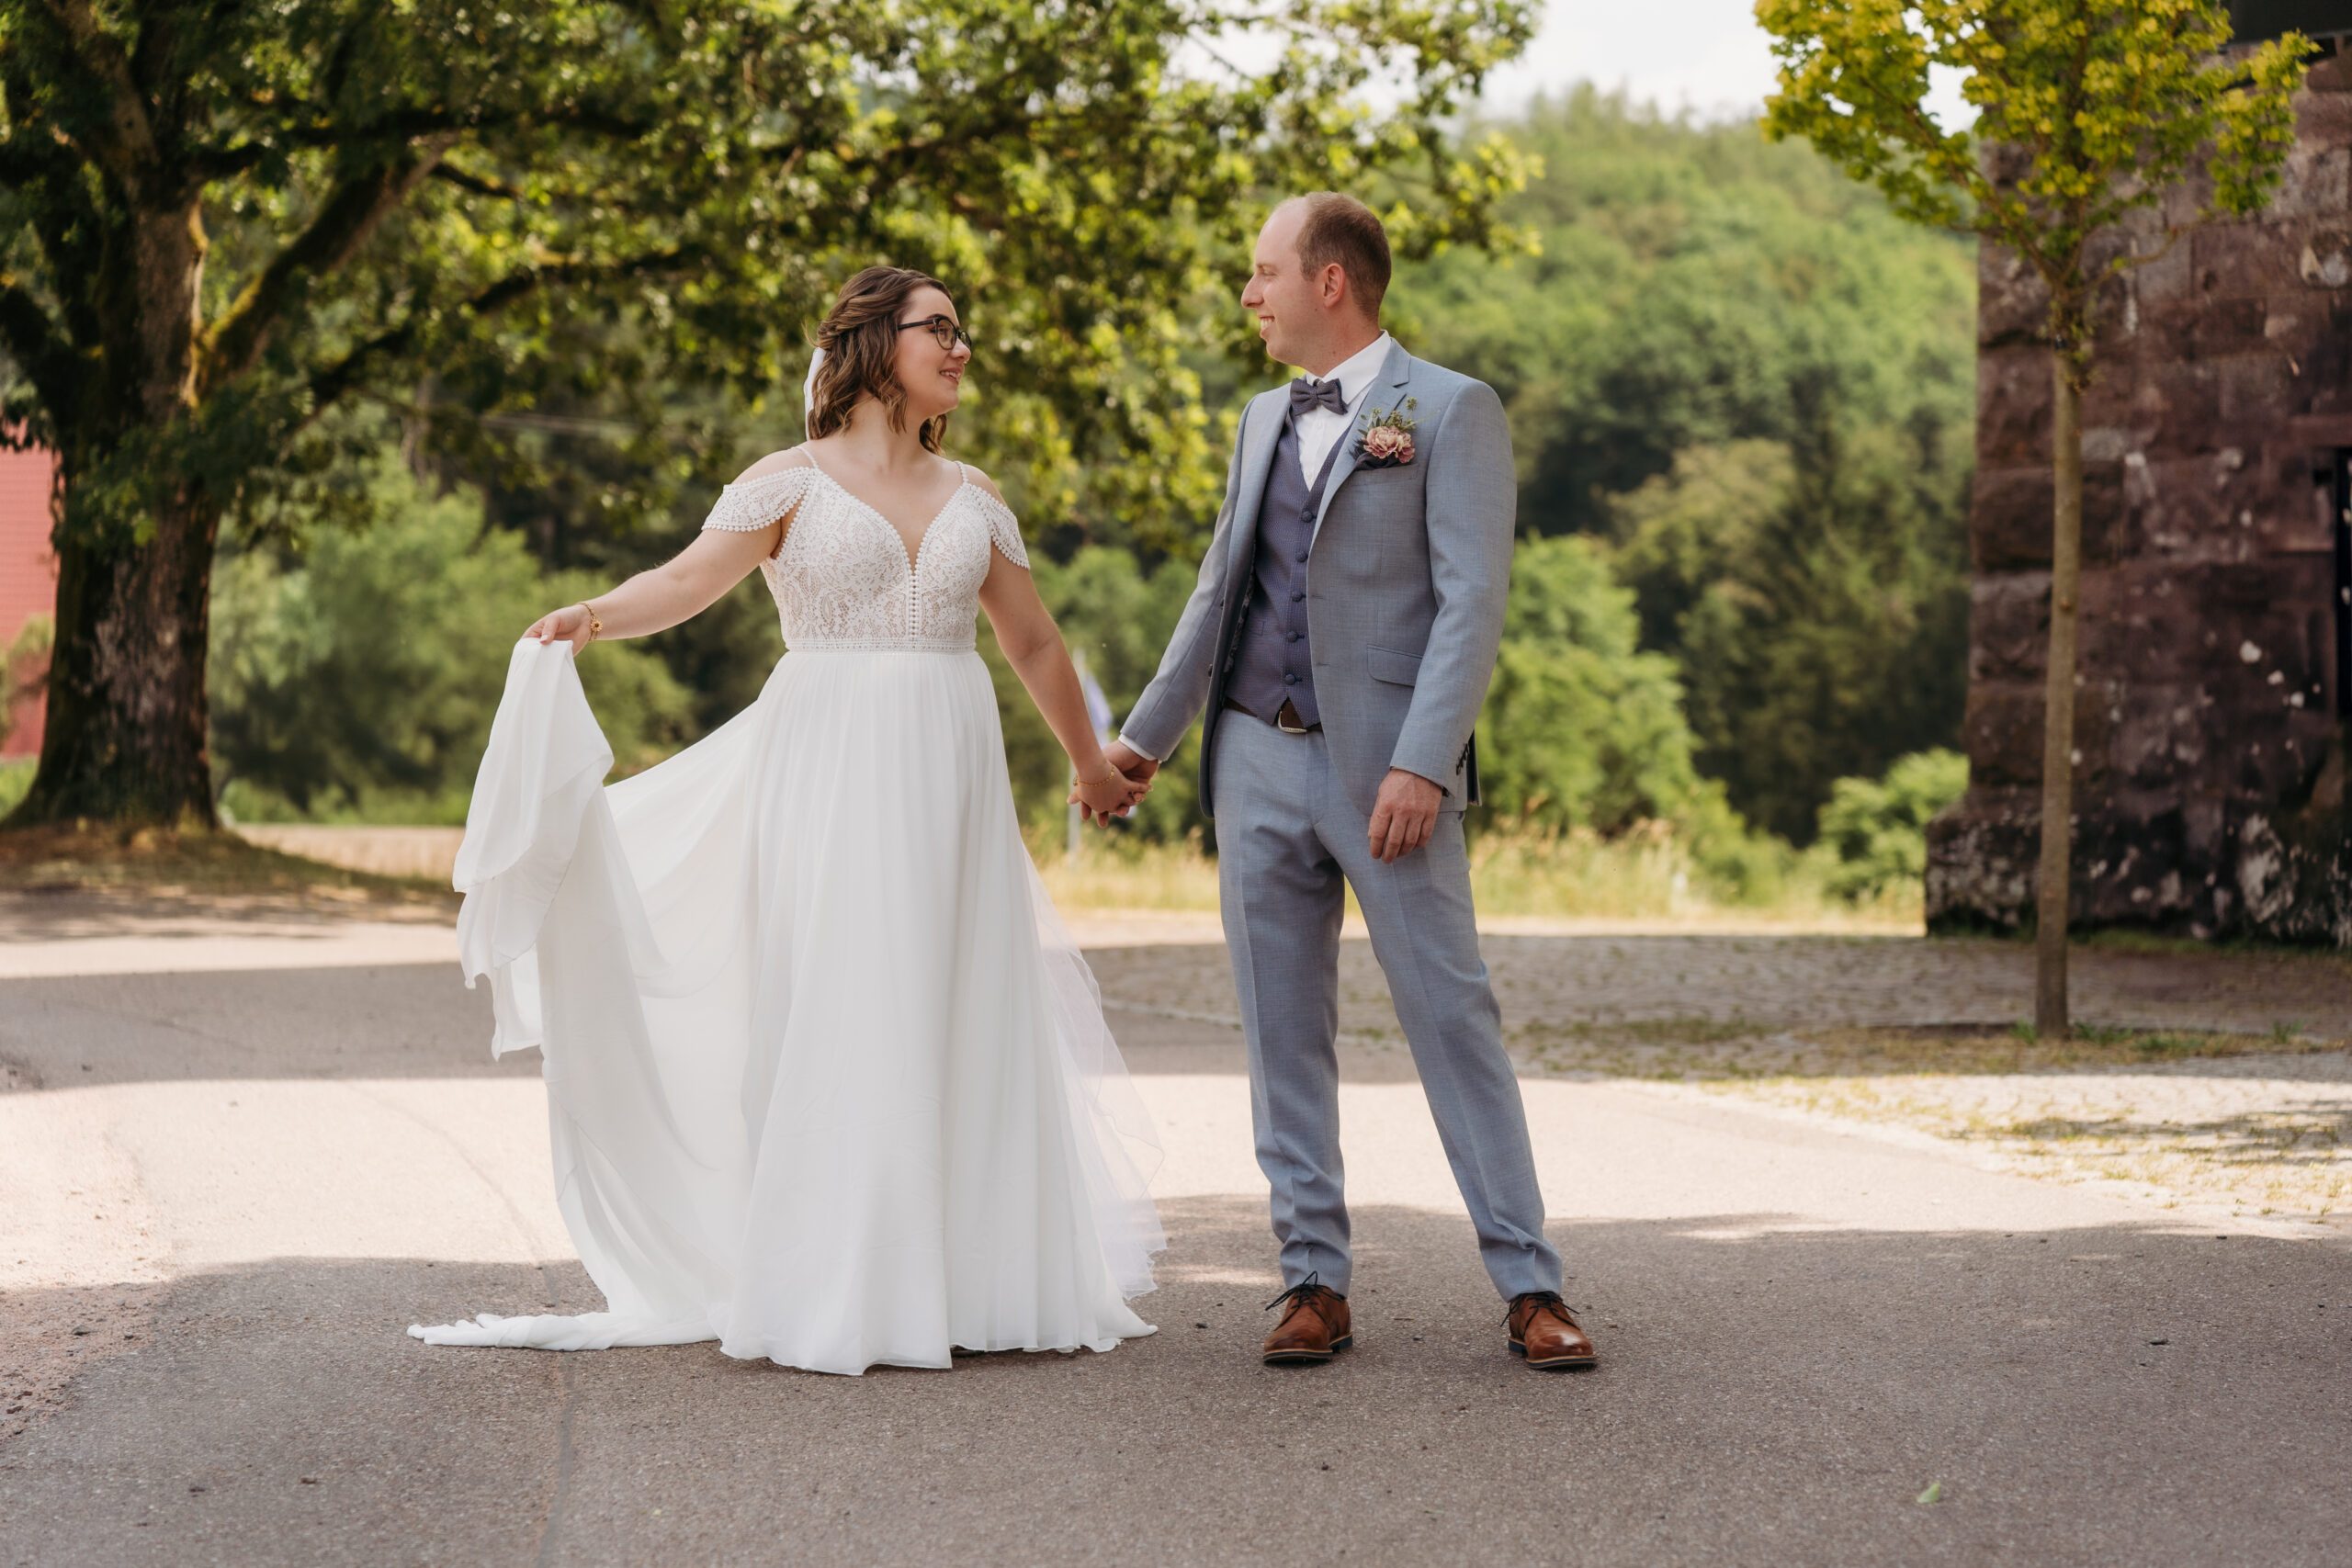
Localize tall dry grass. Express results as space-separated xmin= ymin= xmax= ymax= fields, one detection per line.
xmin=1033 ymin=821 xmax=1922 ymax=930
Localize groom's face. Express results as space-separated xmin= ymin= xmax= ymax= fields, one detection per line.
xmin=1242 ymin=204 xmax=1317 ymax=366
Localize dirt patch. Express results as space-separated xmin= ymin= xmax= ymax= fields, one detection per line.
xmin=0 ymin=823 xmax=458 ymax=908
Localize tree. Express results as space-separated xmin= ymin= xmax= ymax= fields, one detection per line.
xmin=1476 ymin=534 xmax=1713 ymax=835
xmin=1398 ymin=85 xmax=1976 ymax=537
xmin=1654 ymin=388 xmax=1972 ymax=843
xmin=208 ymin=451 xmax=695 ymax=822
xmin=1754 ymin=0 xmax=2307 ymax=1032
xmin=0 ymin=0 xmax=1534 ymax=830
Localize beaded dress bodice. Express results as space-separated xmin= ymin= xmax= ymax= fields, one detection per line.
xmin=699 ymin=458 xmax=1029 ymax=651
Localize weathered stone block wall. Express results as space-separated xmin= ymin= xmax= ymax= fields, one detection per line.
xmin=1928 ymin=43 xmax=2352 ymax=945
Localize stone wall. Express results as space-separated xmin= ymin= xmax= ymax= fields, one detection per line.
xmin=1928 ymin=42 xmax=2352 ymax=946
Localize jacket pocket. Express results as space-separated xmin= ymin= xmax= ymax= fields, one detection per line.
xmin=1363 ymin=643 xmax=1422 ymax=687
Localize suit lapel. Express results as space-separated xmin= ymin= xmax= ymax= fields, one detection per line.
xmin=1308 ymin=338 xmax=1414 ymax=551
xmin=1225 ymin=389 xmax=1288 ymax=579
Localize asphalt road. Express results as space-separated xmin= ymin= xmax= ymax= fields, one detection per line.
xmin=2 ymin=914 xmax=2346 ymax=1566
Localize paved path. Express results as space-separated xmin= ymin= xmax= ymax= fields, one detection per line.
xmin=1086 ymin=927 xmax=2352 ymax=1229
xmin=2 ymin=899 xmax=2347 ymax=1565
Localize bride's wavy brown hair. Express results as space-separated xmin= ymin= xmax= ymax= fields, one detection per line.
xmin=806 ymin=265 xmax=956 ymax=451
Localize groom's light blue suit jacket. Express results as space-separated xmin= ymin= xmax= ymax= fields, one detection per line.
xmin=1121 ymin=338 xmax=1516 ymax=820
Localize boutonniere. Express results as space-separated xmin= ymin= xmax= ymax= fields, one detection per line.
xmin=1351 ymin=397 xmax=1419 ymax=468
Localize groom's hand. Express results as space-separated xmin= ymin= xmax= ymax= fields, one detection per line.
xmin=1070 ymin=740 xmax=1160 ymax=825
xmin=1368 ymin=768 xmax=1442 ymax=863
xmin=1105 ymin=740 xmax=1159 ymax=786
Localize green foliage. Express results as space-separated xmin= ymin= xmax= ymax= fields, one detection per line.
xmin=0 ymin=612 xmax=51 ymax=751
xmin=0 ymin=757 xmax=30 ymax=818
xmin=993 ymin=545 xmax=1207 ymax=841
xmin=208 ymin=453 xmax=695 ymax=824
xmin=1389 ymin=92 xmax=1978 ymax=841
xmin=1669 ymin=411 xmax=1973 ymax=843
xmin=1 ymin=0 xmax=1539 ymax=561
xmin=1756 ymin=0 xmax=2310 ymax=374
xmin=1476 ymin=536 xmax=1710 ymax=834
xmin=1001 ymin=525 xmax=1808 ymax=908
xmin=1037 ymin=545 xmax=1213 ymax=840
xmin=1814 ymin=747 xmax=1970 ymax=901
xmin=1396 ymin=85 xmax=1974 ymax=535
xmin=1607 ymin=440 xmax=1795 ymax=653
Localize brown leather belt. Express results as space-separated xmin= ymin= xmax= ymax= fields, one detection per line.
xmin=1225 ymin=694 xmax=1319 ymax=734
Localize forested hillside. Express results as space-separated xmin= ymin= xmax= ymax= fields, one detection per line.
xmin=199 ymin=89 xmax=1978 ymax=891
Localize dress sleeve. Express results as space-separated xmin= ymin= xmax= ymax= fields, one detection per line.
xmin=700 ymin=466 xmax=815 ymax=547
xmin=969 ymin=486 xmax=1030 ymax=570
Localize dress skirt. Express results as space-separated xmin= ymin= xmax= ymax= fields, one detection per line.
xmin=409 ymin=637 xmax=1164 ymax=1375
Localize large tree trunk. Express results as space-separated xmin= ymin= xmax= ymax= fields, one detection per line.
xmin=4 ymin=185 xmax=228 ymax=832
xmin=6 ymin=479 xmax=225 ymax=830
xmin=2033 ymin=356 xmax=2085 ymax=1034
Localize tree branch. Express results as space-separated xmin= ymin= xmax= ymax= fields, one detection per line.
xmin=198 ymin=135 xmax=460 ymax=395
xmin=430 ymin=162 xmax=527 ymax=201
xmin=32 ymin=0 xmax=159 ymax=181
xmin=187 ymin=101 xmax=661 ymax=185
xmin=295 ymin=240 xmax=695 ymax=427
xmin=0 ymin=78 xmax=110 ymax=356
xmin=0 ymin=274 xmax=75 ymax=418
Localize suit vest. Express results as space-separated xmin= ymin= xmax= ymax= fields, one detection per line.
xmin=1229 ymin=412 xmax=1346 ymax=726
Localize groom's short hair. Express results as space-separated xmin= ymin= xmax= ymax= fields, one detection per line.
xmin=1287 ymin=193 xmax=1390 ymax=319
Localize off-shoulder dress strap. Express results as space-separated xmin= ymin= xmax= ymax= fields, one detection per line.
xmin=967 ymin=474 xmax=1029 ymax=570
xmin=700 ymin=450 xmax=817 ymax=542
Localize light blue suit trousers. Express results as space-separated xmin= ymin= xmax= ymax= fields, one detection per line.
xmin=1211 ymin=712 xmax=1563 ymax=1301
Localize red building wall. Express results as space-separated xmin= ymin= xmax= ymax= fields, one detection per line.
xmin=0 ymin=442 xmax=59 ymax=761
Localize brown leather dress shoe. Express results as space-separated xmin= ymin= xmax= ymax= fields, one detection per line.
xmin=1506 ymin=1291 xmax=1597 ymax=1370
xmin=1261 ymin=1272 xmax=1351 ymax=1365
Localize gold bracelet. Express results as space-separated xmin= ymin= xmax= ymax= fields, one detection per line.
xmin=579 ymin=601 xmax=603 ymax=641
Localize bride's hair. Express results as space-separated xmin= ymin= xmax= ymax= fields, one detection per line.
xmin=807 ymin=265 xmax=956 ymax=450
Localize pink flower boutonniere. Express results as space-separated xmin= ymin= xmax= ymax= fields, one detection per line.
xmin=1352 ymin=397 xmax=1419 ymax=468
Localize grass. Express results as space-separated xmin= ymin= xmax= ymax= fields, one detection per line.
xmin=8 ymin=803 xmax=1901 ymax=929
xmin=2063 ymin=925 xmax=2352 ymax=977
xmin=1033 ymin=832 xmax=1223 ymax=913
xmin=1031 ymin=823 xmax=1924 ymax=929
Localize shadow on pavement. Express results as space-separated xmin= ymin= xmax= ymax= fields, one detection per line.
xmin=3 ymin=1198 xmax=2346 ymax=1566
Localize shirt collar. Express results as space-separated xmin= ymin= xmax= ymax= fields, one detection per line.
xmin=1307 ymin=331 xmax=1393 ymax=412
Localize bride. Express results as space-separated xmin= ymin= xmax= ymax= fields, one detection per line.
xmin=408 ymin=265 xmax=1167 ymax=1375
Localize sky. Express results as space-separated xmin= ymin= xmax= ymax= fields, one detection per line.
xmin=1482 ymin=0 xmax=1978 ymax=128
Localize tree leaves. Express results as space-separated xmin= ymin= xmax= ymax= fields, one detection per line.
xmin=1756 ymin=0 xmax=2312 ymax=380
xmin=0 ymin=0 xmax=1539 ymax=553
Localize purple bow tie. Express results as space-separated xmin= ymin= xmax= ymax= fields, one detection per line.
xmin=1288 ymin=378 xmax=1346 ymax=416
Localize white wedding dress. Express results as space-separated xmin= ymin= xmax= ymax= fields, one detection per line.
xmin=408 ymin=455 xmax=1164 ymax=1375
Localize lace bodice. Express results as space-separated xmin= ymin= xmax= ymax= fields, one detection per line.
xmin=700 ymin=457 xmax=1030 ymax=651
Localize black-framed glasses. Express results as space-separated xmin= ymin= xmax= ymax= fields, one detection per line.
xmin=897 ymin=314 xmax=972 ymax=352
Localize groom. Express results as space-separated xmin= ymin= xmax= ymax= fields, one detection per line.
xmin=1101 ymin=193 xmax=1594 ymax=1371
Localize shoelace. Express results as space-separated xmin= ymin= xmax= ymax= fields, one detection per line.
xmin=1263 ymin=1269 xmax=1336 ymax=1314
xmin=1507 ymin=1291 xmax=1579 ymax=1329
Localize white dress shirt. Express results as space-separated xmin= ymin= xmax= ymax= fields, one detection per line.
xmin=1116 ymin=333 xmax=1393 ymax=765
xmin=1292 ymin=330 xmax=1393 ymax=483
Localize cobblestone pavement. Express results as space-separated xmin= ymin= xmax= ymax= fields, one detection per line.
xmin=1084 ymin=929 xmax=2352 ymax=1232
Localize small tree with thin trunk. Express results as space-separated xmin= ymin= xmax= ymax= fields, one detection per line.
xmin=1753 ymin=0 xmax=2308 ymax=1032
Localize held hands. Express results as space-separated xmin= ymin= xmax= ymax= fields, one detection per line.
xmin=1070 ymin=759 xmax=1150 ymax=819
xmin=1069 ymin=740 xmax=1159 ymax=823
xmin=1367 ymin=767 xmax=1442 ymax=863
xmin=524 ymin=604 xmax=597 ymax=652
